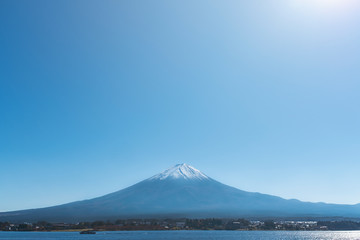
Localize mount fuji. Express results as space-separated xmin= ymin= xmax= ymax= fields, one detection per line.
xmin=1 ymin=163 xmax=359 ymax=222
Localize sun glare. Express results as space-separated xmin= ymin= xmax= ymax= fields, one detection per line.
xmin=315 ymin=0 xmax=345 ymax=6
xmin=290 ymin=0 xmax=358 ymax=16
xmin=314 ymin=0 xmax=353 ymax=10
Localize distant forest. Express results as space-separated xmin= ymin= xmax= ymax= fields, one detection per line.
xmin=1 ymin=218 xmax=360 ymax=231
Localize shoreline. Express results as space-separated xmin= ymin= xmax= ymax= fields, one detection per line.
xmin=2 ymin=229 xmax=360 ymax=232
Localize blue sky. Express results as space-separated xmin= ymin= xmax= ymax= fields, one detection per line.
xmin=1 ymin=0 xmax=360 ymax=212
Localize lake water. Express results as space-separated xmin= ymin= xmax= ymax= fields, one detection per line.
xmin=1 ymin=231 xmax=360 ymax=240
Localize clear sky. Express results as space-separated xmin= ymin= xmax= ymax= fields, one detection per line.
xmin=1 ymin=0 xmax=360 ymax=212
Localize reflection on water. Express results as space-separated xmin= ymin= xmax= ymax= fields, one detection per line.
xmin=1 ymin=230 xmax=360 ymax=240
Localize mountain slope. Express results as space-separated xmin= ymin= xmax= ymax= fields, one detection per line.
xmin=1 ymin=164 xmax=359 ymax=222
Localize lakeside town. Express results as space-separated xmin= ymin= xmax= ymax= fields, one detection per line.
xmin=1 ymin=218 xmax=360 ymax=232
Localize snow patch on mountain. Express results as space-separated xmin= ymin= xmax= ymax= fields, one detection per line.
xmin=149 ymin=163 xmax=209 ymax=181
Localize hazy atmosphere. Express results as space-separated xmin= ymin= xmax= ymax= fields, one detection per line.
xmin=1 ymin=0 xmax=360 ymax=212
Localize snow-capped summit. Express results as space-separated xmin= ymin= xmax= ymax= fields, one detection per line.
xmin=149 ymin=163 xmax=210 ymax=181
xmin=2 ymin=163 xmax=360 ymax=223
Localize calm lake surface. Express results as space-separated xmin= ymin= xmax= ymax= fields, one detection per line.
xmin=1 ymin=231 xmax=360 ymax=240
